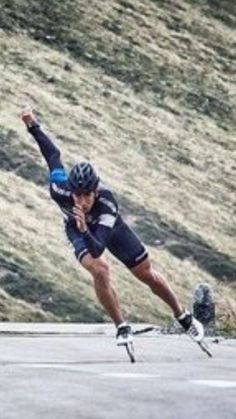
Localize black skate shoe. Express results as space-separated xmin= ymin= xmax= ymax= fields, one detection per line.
xmin=116 ymin=323 xmax=133 ymax=346
xmin=177 ymin=311 xmax=204 ymax=342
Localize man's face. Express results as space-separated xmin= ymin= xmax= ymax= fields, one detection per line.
xmin=72 ymin=190 xmax=97 ymax=213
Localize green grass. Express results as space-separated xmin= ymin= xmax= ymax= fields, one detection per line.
xmin=0 ymin=0 xmax=235 ymax=332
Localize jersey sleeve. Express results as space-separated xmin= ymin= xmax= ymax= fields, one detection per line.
xmin=82 ymin=190 xmax=119 ymax=258
xmin=97 ymin=191 xmax=118 ymax=229
xmin=28 ymin=124 xmax=64 ymax=172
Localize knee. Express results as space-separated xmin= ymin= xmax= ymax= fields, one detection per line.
xmin=90 ymin=260 xmax=110 ymax=286
xmin=142 ymin=269 xmax=156 ymax=287
xmin=135 ymin=259 xmax=155 ymax=285
xmin=133 ymin=259 xmax=160 ymax=288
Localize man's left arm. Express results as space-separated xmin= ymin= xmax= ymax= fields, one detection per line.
xmin=73 ymin=195 xmax=118 ymax=258
xmin=82 ymin=225 xmax=114 ymax=258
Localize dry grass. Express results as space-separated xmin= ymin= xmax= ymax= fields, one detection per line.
xmin=0 ymin=0 xmax=235 ymax=331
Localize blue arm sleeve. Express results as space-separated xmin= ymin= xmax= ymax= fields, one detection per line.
xmin=28 ymin=124 xmax=63 ymax=171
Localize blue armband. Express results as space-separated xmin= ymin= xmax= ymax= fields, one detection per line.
xmin=49 ymin=168 xmax=68 ymax=183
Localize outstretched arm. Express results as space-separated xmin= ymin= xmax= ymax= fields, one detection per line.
xmin=21 ymin=108 xmax=64 ymax=172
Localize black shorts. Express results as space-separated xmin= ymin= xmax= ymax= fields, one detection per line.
xmin=65 ymin=219 xmax=148 ymax=269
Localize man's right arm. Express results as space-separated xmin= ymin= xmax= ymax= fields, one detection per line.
xmin=28 ymin=123 xmax=64 ymax=172
xmin=21 ymin=109 xmax=64 ymax=173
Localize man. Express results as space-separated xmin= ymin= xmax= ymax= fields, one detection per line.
xmin=21 ymin=108 xmax=204 ymax=345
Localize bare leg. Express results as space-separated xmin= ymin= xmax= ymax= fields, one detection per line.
xmin=131 ymin=258 xmax=183 ymax=318
xmin=93 ymin=271 xmax=124 ymax=326
xmin=80 ymin=254 xmax=124 ymax=326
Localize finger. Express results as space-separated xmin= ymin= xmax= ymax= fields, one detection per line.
xmin=73 ymin=207 xmax=83 ymax=216
xmin=74 ymin=214 xmax=83 ymax=222
xmin=74 ymin=204 xmax=83 ymax=210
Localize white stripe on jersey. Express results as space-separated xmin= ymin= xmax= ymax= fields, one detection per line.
xmin=98 ymin=197 xmax=117 ymax=214
xmin=98 ymin=214 xmax=116 ymax=228
xmin=51 ymin=183 xmax=71 ymax=197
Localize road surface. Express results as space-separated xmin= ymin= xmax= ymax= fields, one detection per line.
xmin=0 ymin=323 xmax=235 ymax=419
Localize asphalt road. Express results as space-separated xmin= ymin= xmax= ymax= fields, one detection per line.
xmin=0 ymin=323 xmax=235 ymax=419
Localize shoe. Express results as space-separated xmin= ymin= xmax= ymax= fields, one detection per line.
xmin=177 ymin=310 xmax=204 ymax=342
xmin=116 ymin=323 xmax=133 ymax=346
xmin=21 ymin=107 xmax=38 ymax=128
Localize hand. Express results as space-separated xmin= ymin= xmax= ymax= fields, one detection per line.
xmin=20 ymin=107 xmax=37 ymax=127
xmin=73 ymin=205 xmax=87 ymax=232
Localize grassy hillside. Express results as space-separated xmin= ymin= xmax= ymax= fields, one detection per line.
xmin=0 ymin=0 xmax=235 ymax=332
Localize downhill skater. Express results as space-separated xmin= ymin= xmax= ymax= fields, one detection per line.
xmin=21 ymin=108 xmax=205 ymax=361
